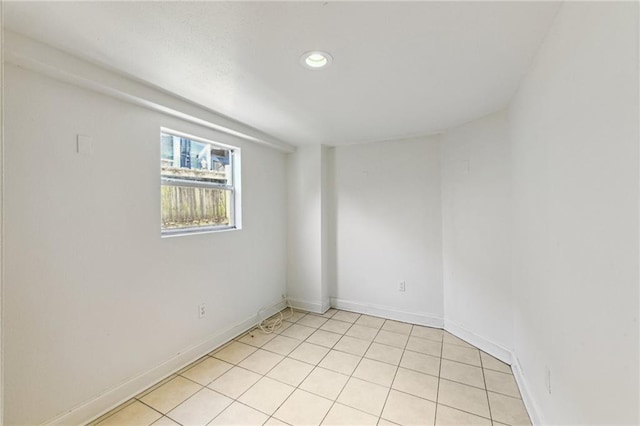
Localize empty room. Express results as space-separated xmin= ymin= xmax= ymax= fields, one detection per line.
xmin=1 ymin=1 xmax=638 ymax=425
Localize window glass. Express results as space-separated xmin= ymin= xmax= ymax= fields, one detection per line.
xmin=160 ymin=131 xmax=239 ymax=235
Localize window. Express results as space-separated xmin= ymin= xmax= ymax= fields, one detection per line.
xmin=160 ymin=129 xmax=241 ymax=236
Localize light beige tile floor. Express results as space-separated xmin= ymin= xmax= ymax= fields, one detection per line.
xmin=90 ymin=309 xmax=531 ymax=426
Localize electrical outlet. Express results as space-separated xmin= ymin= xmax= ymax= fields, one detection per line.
xmin=399 ymin=281 xmax=406 ymax=292
xmin=198 ymin=303 xmax=206 ymax=319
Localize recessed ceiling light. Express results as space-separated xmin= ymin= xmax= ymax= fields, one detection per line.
xmin=301 ymin=51 xmax=333 ymax=70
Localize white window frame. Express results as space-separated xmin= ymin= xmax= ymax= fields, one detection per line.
xmin=160 ymin=127 xmax=242 ymax=237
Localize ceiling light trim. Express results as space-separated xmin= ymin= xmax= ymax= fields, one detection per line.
xmin=300 ymin=50 xmax=333 ymax=70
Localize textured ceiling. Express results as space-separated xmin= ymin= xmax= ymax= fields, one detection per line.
xmin=4 ymin=1 xmax=561 ymax=146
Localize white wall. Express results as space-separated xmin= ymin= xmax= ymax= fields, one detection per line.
xmin=509 ymin=2 xmax=639 ymax=424
xmin=331 ymin=136 xmax=443 ymax=324
xmin=5 ymin=3 xmax=639 ymax=425
xmin=4 ymin=64 xmax=288 ymax=425
xmin=441 ymin=111 xmax=513 ymax=354
xmin=0 ymin=6 xmax=4 ymax=422
xmin=321 ymin=146 xmax=333 ymax=308
xmin=287 ymin=145 xmax=324 ymax=311
xmin=286 ymin=144 xmax=332 ymax=312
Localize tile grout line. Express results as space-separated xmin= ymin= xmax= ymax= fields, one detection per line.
xmin=224 ymin=314 xmax=457 ymax=370
xmin=318 ymin=313 xmax=385 ymax=426
xmin=479 ymin=350 xmax=494 ymax=423
xmin=396 ymin=360 xmax=520 ymax=399
xmin=136 ymin=399 xmax=183 ymax=426
xmin=228 ymin=310 xmax=347 ymax=422
xmin=203 ymin=309 xmax=319 ymax=425
xmin=265 ymin=310 xmax=356 ymax=424
xmin=305 ymin=314 xmax=368 ymax=420
xmin=375 ymin=321 xmax=414 ymax=425
xmin=166 ymin=382 xmax=232 ymax=425
xmin=247 ymin=318 xmax=509 ymax=422
xmin=133 ymin=372 xmax=207 ymax=425
xmin=94 ymin=311 xmax=352 ymax=424
xmin=93 ymin=310 xmax=364 ymax=426
xmin=97 ymin=310 xmax=517 ymax=426
xmin=261 ymin=342 xmax=335 ymax=422
xmin=388 ymin=389 xmax=493 ymax=422
xmin=181 ymin=315 xmax=421 ymax=425
xmin=229 ymin=316 xmax=332 ymax=421
xmin=88 ymin=398 xmax=142 ymax=426
xmin=114 ymin=318 xmax=285 ymax=425
xmin=213 ymin=335 xmax=503 ymax=424
xmin=141 ymin=311 xmax=309 ymax=426
xmin=432 ymin=327 xmax=445 ymax=426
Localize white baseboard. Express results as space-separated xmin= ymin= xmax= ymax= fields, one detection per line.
xmin=47 ymin=301 xmax=286 ymax=426
xmin=327 ymin=300 xmax=542 ymax=425
xmin=330 ymin=298 xmax=444 ymax=328
xmin=50 ymin=296 xmax=543 ymax=426
xmin=288 ymin=298 xmax=325 ymax=314
xmin=511 ymin=355 xmax=545 ymax=426
xmin=443 ymin=319 xmax=512 ymax=365
xmin=443 ymin=320 xmax=543 ymax=426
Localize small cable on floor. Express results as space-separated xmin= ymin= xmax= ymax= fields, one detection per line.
xmin=251 ymin=298 xmax=294 ymax=336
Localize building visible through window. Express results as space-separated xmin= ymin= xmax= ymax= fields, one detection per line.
xmin=160 ymin=130 xmax=240 ymax=235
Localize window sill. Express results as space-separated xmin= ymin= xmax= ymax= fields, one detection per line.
xmin=161 ymin=225 xmax=240 ymax=238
